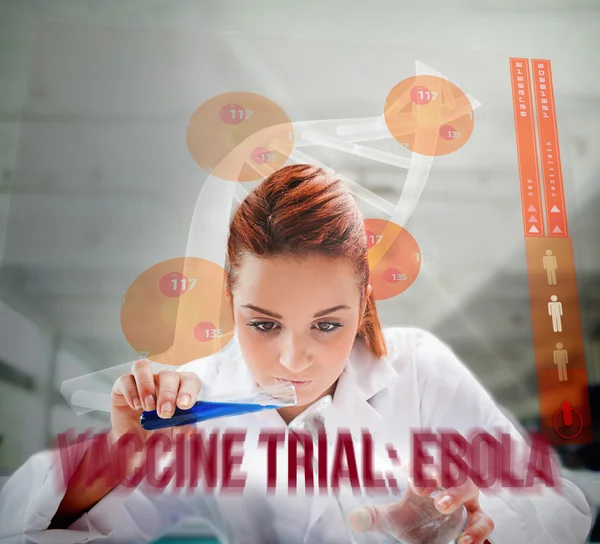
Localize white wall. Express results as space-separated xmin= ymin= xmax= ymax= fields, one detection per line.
xmin=0 ymin=298 xmax=52 ymax=469
xmin=0 ymin=297 xmax=104 ymax=471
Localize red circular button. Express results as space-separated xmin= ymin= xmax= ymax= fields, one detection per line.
xmin=553 ymin=402 xmax=583 ymax=439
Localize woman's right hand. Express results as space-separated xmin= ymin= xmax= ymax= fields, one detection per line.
xmin=110 ymin=359 xmax=202 ymax=443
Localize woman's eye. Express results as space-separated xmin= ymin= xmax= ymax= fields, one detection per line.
xmin=248 ymin=321 xmax=278 ymax=333
xmin=314 ymin=322 xmax=343 ymax=334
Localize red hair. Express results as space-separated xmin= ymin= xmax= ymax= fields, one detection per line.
xmin=226 ymin=164 xmax=387 ymax=358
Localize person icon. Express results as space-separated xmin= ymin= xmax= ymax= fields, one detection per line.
xmin=548 ymin=295 xmax=563 ymax=332
xmin=553 ymin=343 xmax=569 ymax=382
xmin=543 ymin=249 xmax=558 ymax=285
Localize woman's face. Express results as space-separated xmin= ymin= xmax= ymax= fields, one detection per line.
xmin=228 ymin=254 xmax=370 ymax=411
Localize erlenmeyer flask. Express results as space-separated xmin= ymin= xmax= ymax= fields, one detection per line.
xmin=289 ymin=396 xmax=467 ymax=544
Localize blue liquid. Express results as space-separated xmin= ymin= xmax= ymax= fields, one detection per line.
xmin=140 ymin=400 xmax=281 ymax=431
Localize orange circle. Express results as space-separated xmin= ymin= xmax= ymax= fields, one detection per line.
xmin=365 ymin=219 xmax=421 ymax=300
xmin=121 ymin=257 xmax=234 ymax=366
xmin=384 ymin=76 xmax=474 ymax=156
xmin=186 ymin=92 xmax=294 ymax=182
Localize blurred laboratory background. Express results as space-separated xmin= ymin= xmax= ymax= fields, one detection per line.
xmin=0 ymin=0 xmax=599 ymax=542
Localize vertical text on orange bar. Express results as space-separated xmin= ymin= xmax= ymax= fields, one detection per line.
xmin=531 ymin=59 xmax=568 ymax=237
xmin=509 ymin=58 xmax=545 ymax=237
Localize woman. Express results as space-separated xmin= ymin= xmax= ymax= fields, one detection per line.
xmin=0 ymin=165 xmax=592 ymax=544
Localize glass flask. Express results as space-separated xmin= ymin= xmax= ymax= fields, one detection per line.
xmin=288 ymin=395 xmax=468 ymax=544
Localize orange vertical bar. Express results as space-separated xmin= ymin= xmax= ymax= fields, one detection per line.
xmin=509 ymin=58 xmax=545 ymax=237
xmin=531 ymin=60 xmax=568 ymax=237
xmin=510 ymin=59 xmax=592 ymax=444
xmin=525 ymin=58 xmax=592 ymax=444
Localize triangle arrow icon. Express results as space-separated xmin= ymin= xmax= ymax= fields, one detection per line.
xmin=529 ymin=225 xmax=540 ymax=234
xmin=528 ymin=205 xmax=538 ymax=212
xmin=528 ymin=215 xmax=538 ymax=223
xmin=552 ymin=225 xmax=563 ymax=234
xmin=550 ymin=205 xmax=561 ymax=213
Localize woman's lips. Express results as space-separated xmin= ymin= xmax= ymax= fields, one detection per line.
xmin=275 ymin=377 xmax=313 ymax=389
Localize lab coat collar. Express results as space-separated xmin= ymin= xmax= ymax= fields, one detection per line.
xmin=323 ymin=334 xmax=399 ymax=440
xmin=340 ymin=333 xmax=399 ymax=402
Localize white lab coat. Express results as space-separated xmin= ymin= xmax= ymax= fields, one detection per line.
xmin=0 ymin=327 xmax=592 ymax=543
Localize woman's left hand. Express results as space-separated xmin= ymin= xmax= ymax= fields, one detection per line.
xmin=348 ymin=472 xmax=494 ymax=544
xmin=410 ymin=475 xmax=494 ymax=544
